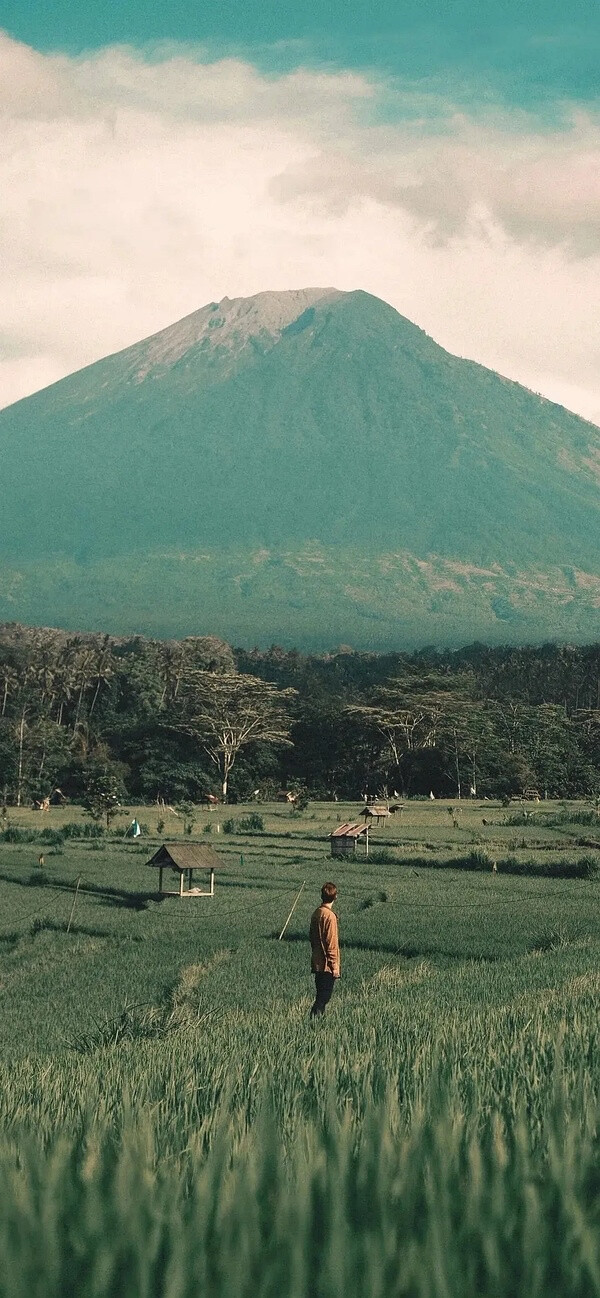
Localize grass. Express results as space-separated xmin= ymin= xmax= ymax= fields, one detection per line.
xmin=0 ymin=798 xmax=599 ymax=1295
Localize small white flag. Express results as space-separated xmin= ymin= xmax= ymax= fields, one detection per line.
xmin=131 ymin=819 xmax=141 ymax=838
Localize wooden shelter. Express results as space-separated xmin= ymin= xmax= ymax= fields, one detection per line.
xmin=330 ymin=822 xmax=369 ymax=858
xmin=147 ymin=842 xmax=223 ymax=897
xmin=362 ymin=804 xmax=390 ymax=824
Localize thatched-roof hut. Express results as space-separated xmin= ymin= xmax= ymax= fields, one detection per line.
xmin=147 ymin=842 xmax=223 ymax=897
xmin=330 ymin=822 xmax=369 ymax=857
xmin=362 ymin=804 xmax=390 ymax=824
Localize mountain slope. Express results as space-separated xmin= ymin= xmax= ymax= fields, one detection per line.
xmin=0 ymin=288 xmax=598 ymax=646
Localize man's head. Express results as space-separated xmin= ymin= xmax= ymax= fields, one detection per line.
xmin=321 ymin=881 xmax=337 ymax=905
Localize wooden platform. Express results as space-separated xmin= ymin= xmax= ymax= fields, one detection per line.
xmin=160 ymin=885 xmax=215 ymax=897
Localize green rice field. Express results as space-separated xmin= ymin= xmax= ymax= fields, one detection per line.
xmin=0 ymin=798 xmax=599 ymax=1297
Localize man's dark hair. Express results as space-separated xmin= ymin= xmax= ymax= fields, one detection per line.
xmin=321 ymin=881 xmax=337 ymax=903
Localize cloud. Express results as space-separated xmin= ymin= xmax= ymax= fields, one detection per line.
xmin=0 ymin=31 xmax=599 ymax=425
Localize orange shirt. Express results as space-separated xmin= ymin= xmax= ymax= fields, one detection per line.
xmin=309 ymin=904 xmax=340 ymax=977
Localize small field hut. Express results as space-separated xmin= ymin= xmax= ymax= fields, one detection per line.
xmin=330 ymin=822 xmax=369 ymax=858
xmin=147 ymin=842 xmax=223 ymax=897
xmin=362 ymin=804 xmax=390 ymax=825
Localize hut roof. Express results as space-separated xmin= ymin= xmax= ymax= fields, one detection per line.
xmin=147 ymin=842 xmax=223 ymax=871
xmin=363 ymin=804 xmax=390 ymax=817
xmin=331 ymin=822 xmax=368 ymax=838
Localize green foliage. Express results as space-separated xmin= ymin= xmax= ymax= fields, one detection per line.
xmin=506 ymin=808 xmax=600 ymax=826
xmin=176 ymin=801 xmax=196 ymax=835
xmin=0 ymin=1073 xmax=599 ymax=1298
xmin=1 ymin=826 xmax=40 ymax=843
xmin=0 ymin=799 xmax=599 ymax=1294
xmin=61 ymin=820 xmax=105 ymax=838
xmin=0 ymin=627 xmax=599 ymax=804
xmin=365 ymin=847 xmax=396 ymax=864
xmin=82 ymin=758 xmax=127 ymax=828
xmin=65 ymin=999 xmax=210 ymax=1052
xmin=223 ymin=812 xmax=264 ymax=834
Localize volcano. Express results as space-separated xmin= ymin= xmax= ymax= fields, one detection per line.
xmin=0 ymin=287 xmax=598 ymax=647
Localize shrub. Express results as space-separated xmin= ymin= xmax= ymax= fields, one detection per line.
xmin=500 ymin=853 xmax=599 ymax=880
xmin=176 ymin=802 xmax=196 ymax=836
xmin=61 ymin=822 xmax=105 ymax=840
xmin=27 ymin=871 xmax=48 ymax=886
xmin=1 ymin=825 xmax=65 ymax=845
xmin=465 ymin=849 xmax=493 ymax=870
xmin=222 ymin=813 xmax=264 ymax=834
xmin=394 ymin=851 xmax=599 ymax=878
xmin=39 ymin=829 xmax=65 ymax=847
xmin=505 ymin=809 xmax=600 ymax=828
xmin=1 ymin=828 xmax=38 ymax=843
xmin=238 ymin=813 xmax=265 ymax=833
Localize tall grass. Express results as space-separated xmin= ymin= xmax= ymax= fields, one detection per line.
xmin=0 ymin=1063 xmax=598 ymax=1298
xmin=399 ymin=850 xmax=600 ymax=877
xmin=1 ymin=804 xmax=600 ymax=1295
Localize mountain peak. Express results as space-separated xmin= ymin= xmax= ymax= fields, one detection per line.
xmin=134 ymin=286 xmax=345 ymax=375
xmin=0 ymin=284 xmax=599 ymax=647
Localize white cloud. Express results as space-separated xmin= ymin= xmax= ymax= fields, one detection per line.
xmin=0 ymin=30 xmax=599 ymax=425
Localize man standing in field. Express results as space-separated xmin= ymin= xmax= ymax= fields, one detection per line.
xmin=309 ymin=882 xmax=340 ymax=1017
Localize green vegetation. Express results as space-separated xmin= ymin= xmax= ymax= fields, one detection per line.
xmin=1 ymin=627 xmax=599 ymax=808
xmin=0 ymin=797 xmax=599 ymax=1295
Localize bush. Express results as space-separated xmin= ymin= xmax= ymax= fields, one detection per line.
xmin=27 ymin=871 xmax=48 ymax=886
xmin=0 ymin=825 xmax=65 ymax=845
xmin=223 ymin=813 xmax=264 ymax=834
xmin=500 ymin=853 xmax=599 ymax=879
xmin=1 ymin=827 xmax=39 ymax=843
xmin=395 ymin=850 xmax=599 ymax=878
xmin=505 ymin=809 xmax=600 ymax=828
xmin=61 ymin=822 xmax=105 ymax=840
xmin=39 ymin=829 xmax=65 ymax=847
xmin=238 ymin=813 xmax=265 ymax=833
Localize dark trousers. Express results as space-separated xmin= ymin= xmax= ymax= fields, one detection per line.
xmin=310 ymin=971 xmax=336 ymax=1017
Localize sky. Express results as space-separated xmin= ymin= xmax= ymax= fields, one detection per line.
xmin=1 ymin=0 xmax=599 ymax=423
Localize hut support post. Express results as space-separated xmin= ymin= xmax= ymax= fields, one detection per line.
xmin=210 ymin=869 xmax=215 ymax=897
xmin=365 ymin=826 xmax=369 ymax=857
xmin=179 ymin=871 xmax=184 ymax=898
xmin=158 ymin=866 xmax=163 ymax=894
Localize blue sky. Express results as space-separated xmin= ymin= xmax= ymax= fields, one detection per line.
xmin=2 ymin=0 xmax=599 ymax=106
xmin=0 ymin=2 xmax=599 ymax=421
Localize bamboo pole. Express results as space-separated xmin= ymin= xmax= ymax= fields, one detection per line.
xmin=278 ymin=880 xmax=306 ymax=941
xmin=66 ymin=874 xmax=82 ymax=934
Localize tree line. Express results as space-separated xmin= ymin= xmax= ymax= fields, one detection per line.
xmin=0 ymin=625 xmax=598 ymax=806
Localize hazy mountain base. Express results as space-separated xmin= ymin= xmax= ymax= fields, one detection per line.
xmin=0 ymin=544 xmax=598 ymax=648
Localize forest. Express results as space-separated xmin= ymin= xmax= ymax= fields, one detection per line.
xmin=0 ymin=623 xmax=599 ymax=807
